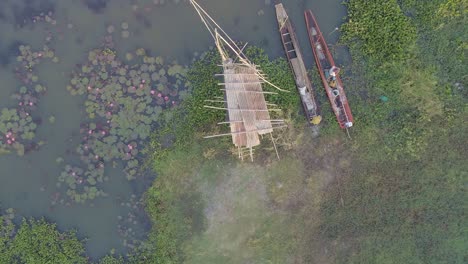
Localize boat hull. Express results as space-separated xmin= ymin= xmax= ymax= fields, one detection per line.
xmin=275 ymin=4 xmax=321 ymax=125
xmin=305 ymin=10 xmax=353 ymax=129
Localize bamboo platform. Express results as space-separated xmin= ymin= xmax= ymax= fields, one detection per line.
xmin=190 ymin=0 xmax=285 ymax=161
xmin=222 ymin=60 xmax=273 ymax=148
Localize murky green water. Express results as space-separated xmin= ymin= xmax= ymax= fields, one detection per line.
xmin=0 ymin=0 xmax=345 ymax=258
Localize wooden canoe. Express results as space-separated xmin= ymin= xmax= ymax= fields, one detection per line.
xmin=275 ymin=3 xmax=321 ymax=125
xmin=305 ymin=10 xmax=353 ymax=129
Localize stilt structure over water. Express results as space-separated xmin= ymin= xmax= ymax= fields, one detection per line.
xmin=189 ymin=0 xmax=286 ymax=161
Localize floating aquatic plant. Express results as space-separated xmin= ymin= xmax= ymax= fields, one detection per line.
xmin=57 ymin=35 xmax=188 ymax=203
xmin=116 ymin=194 xmax=146 ymax=250
xmin=1 ymin=44 xmax=57 ymax=156
xmin=0 ymin=108 xmax=35 ymax=156
xmin=0 ymin=208 xmax=16 ymax=233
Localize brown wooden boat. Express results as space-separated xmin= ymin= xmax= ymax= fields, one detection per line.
xmin=275 ymin=3 xmax=321 ymax=125
xmin=305 ymin=10 xmax=353 ymax=129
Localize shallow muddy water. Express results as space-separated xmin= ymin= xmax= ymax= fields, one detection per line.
xmin=0 ymin=0 xmax=346 ymax=258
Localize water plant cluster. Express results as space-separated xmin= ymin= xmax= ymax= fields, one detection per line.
xmin=56 ymin=35 xmax=187 ymax=203
xmin=117 ymin=194 xmax=146 ymax=251
xmin=0 ymin=210 xmax=87 ymax=264
xmin=32 ymin=10 xmax=57 ymax=23
xmin=0 ymin=208 xmax=15 ymax=233
xmin=0 ymin=45 xmax=56 ymax=156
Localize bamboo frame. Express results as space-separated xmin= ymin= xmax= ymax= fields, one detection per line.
xmin=219 ymin=89 xmax=278 ymax=95
xmin=203 ymin=125 xmax=287 ymax=139
xmin=203 ymin=106 xmax=282 ymax=112
xmin=190 ymin=0 xmax=288 ymax=161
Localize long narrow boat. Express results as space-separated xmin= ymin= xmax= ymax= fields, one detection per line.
xmin=275 ymin=4 xmax=321 ymax=125
xmin=305 ymin=10 xmax=353 ymax=129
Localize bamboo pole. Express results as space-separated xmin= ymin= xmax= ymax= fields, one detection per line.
xmin=219 ymin=89 xmax=278 ymax=95
xmin=203 ymin=105 xmax=282 ymax=112
xmin=204 ymin=99 xmax=226 ymax=103
xmin=270 ymin=133 xmax=280 ymax=160
xmin=218 ymin=119 xmax=284 ymax=125
xmin=217 ymin=121 xmax=243 ymax=124
xmin=203 ymin=125 xmax=287 ymax=139
xmin=215 ymin=73 xmax=265 ymax=77
xmin=218 ymin=81 xmax=264 ymax=85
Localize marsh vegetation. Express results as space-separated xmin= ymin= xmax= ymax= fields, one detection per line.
xmin=0 ymin=0 xmax=466 ymax=263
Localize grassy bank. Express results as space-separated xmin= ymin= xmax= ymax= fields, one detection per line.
xmin=141 ymin=0 xmax=466 ymax=263
xmin=318 ymin=0 xmax=467 ymax=262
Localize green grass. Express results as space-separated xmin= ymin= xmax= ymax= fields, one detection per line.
xmin=120 ymin=1 xmax=468 ymax=263
xmin=315 ymin=0 xmax=468 ymax=262
xmin=145 ymin=142 xmax=330 ymax=263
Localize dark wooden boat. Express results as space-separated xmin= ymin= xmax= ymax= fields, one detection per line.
xmin=275 ymin=3 xmax=321 ymax=125
xmin=305 ymin=10 xmax=353 ymax=129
